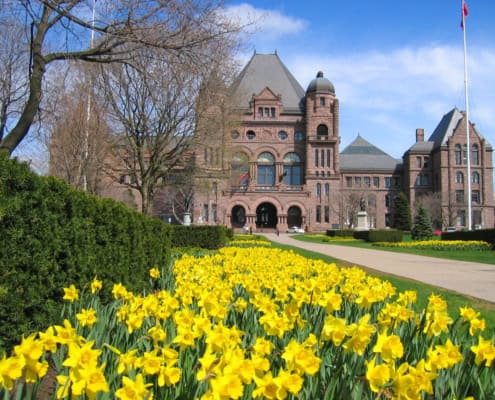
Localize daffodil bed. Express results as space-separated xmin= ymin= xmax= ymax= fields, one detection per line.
xmin=372 ymin=240 xmax=492 ymax=251
xmin=1 ymin=247 xmax=495 ymax=399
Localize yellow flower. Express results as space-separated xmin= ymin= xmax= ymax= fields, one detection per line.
xmin=76 ymin=308 xmax=98 ymax=328
xmin=54 ymin=319 xmax=78 ymax=345
xmin=115 ymin=374 xmax=152 ymax=400
xmin=90 ymin=277 xmax=103 ymax=294
xmin=0 ymin=354 xmax=25 ymax=391
xmin=373 ymin=332 xmax=404 ymax=363
xmin=282 ymin=339 xmax=321 ymax=376
xmin=117 ymin=349 xmax=138 ymax=375
xmin=148 ymin=324 xmax=167 ymax=345
xmin=158 ymin=365 xmax=181 ymax=387
xmin=149 ymin=267 xmax=160 ymax=279
xmin=63 ymin=284 xmax=79 ymax=302
xmin=210 ymin=374 xmax=244 ymax=399
xmin=366 ymin=357 xmax=391 ymax=393
xmin=63 ymin=341 xmax=101 ymax=370
xmin=321 ymin=315 xmax=347 ymax=345
xmin=253 ymin=371 xmax=279 ymax=400
xmin=277 ymin=369 xmax=303 ymax=395
xmin=471 ymin=336 xmax=495 ymax=367
xmin=38 ymin=326 xmax=58 ymax=353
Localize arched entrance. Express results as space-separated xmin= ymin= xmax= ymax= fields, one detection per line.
xmin=287 ymin=206 xmax=303 ymax=228
xmin=256 ymin=202 xmax=277 ymax=228
xmin=231 ymin=205 xmax=246 ymax=227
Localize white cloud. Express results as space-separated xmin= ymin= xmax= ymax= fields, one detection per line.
xmin=284 ymin=44 xmax=495 ymax=157
xmin=224 ymin=3 xmax=307 ymax=39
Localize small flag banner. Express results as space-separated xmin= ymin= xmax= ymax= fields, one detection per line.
xmin=237 ymin=171 xmax=250 ymax=185
xmin=461 ymin=1 xmax=468 ymax=29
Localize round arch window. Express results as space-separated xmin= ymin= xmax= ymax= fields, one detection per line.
xmin=246 ymin=130 xmax=256 ymax=140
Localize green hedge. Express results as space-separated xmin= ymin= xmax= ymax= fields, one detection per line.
xmin=442 ymin=229 xmax=495 ymax=249
xmin=367 ymin=229 xmax=403 ymax=243
xmin=326 ymin=229 xmax=356 ymax=238
xmin=325 ymin=229 xmax=402 ymax=243
xmin=171 ymin=225 xmax=230 ymax=249
xmin=0 ymin=154 xmax=172 ymax=350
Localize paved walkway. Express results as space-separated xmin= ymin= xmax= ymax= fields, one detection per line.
xmin=262 ymin=233 xmax=495 ymax=303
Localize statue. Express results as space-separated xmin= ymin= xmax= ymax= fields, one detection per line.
xmin=360 ymin=197 xmax=366 ymax=212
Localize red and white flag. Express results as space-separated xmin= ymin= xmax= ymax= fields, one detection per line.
xmin=461 ymin=1 xmax=469 ymax=30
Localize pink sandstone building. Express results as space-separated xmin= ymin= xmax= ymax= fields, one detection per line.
xmin=192 ymin=52 xmax=494 ymax=232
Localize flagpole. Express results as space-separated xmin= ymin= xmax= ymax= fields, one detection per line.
xmin=83 ymin=0 xmax=96 ymax=192
xmin=462 ymin=0 xmax=472 ymax=230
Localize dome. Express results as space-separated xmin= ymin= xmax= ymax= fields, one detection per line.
xmin=306 ymin=71 xmax=335 ymax=94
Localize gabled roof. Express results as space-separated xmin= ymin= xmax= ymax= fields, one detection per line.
xmin=230 ymin=52 xmax=305 ymax=113
xmin=428 ymin=107 xmax=464 ymax=147
xmin=340 ymin=135 xmax=402 ymax=172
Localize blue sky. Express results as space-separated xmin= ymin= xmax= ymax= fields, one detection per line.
xmin=225 ymin=0 xmax=495 ymax=160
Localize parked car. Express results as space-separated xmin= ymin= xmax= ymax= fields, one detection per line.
xmin=445 ymin=227 xmax=457 ymax=232
xmin=286 ymin=226 xmax=305 ymax=234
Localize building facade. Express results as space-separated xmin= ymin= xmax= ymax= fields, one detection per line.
xmin=192 ymin=52 xmax=494 ymax=232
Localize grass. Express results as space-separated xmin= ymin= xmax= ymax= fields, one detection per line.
xmin=294 ymin=234 xmax=495 ymax=265
xmin=264 ymin=238 xmax=495 ymax=335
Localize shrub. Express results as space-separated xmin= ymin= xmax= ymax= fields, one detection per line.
xmin=0 ymin=154 xmax=172 ymax=350
xmin=411 ymin=206 xmax=433 ymax=240
xmin=171 ymin=225 xmax=229 ymax=249
xmin=442 ymin=229 xmax=495 ymax=249
xmin=367 ymin=229 xmax=403 ymax=243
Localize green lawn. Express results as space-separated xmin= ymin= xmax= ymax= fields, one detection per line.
xmin=293 ymin=234 xmax=495 ymax=265
xmin=266 ymin=239 xmax=495 ymax=334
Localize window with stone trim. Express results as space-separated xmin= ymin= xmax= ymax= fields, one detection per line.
xmin=456 ymin=171 xmax=464 ymax=184
xmin=455 ymin=144 xmax=462 ymax=165
xmin=472 ymin=144 xmax=480 ymax=165
xmin=316 ymin=205 xmax=321 ymax=223
xmin=472 ymin=171 xmax=480 ymax=184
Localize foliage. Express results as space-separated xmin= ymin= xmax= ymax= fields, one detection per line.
xmin=326 ymin=229 xmax=356 ymax=237
xmin=411 ymin=206 xmax=433 ymax=240
xmin=1 ymin=248 xmax=495 ymax=400
xmin=372 ymin=240 xmax=492 ymax=251
xmin=0 ymin=154 xmax=171 ymax=350
xmin=392 ymin=192 xmax=411 ymax=231
xmin=171 ymin=225 xmax=229 ymax=250
xmin=442 ymin=229 xmax=495 ymax=249
xmin=367 ymin=229 xmax=403 ymax=243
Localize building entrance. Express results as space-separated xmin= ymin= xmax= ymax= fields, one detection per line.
xmin=256 ymin=202 xmax=277 ymax=228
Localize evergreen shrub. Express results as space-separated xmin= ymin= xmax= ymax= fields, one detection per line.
xmin=171 ymin=225 xmax=229 ymax=249
xmin=367 ymin=229 xmax=403 ymax=243
xmin=0 ymin=154 xmax=172 ymax=350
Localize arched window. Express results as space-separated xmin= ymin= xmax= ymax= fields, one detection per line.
xmin=321 ymin=149 xmax=325 ymax=167
xmin=282 ymin=152 xmax=302 ymax=185
xmin=455 ymin=144 xmax=462 ymax=165
xmin=456 ymin=171 xmax=464 ymax=184
xmin=257 ymin=152 xmax=275 ymax=185
xmin=463 ymin=144 xmax=468 ymax=164
xmin=472 ymin=171 xmax=480 ymax=184
xmin=231 ymin=205 xmax=246 ymax=227
xmin=472 ymin=144 xmax=480 ymax=165
xmin=316 ymin=183 xmax=321 ymax=197
xmin=317 ymin=124 xmax=328 ymax=137
xmin=231 ymin=152 xmax=249 ymax=185
xmin=325 ymin=183 xmax=330 ymax=196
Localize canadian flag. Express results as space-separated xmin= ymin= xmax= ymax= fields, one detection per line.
xmin=461 ymin=1 xmax=469 ymax=30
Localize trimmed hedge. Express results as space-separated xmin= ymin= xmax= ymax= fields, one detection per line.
xmin=0 ymin=154 xmax=172 ymax=350
xmin=442 ymin=229 xmax=495 ymax=249
xmin=367 ymin=229 xmax=403 ymax=243
xmin=171 ymin=225 xmax=230 ymax=249
xmin=326 ymin=229 xmax=402 ymax=243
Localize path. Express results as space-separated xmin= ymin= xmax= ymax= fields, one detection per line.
xmin=262 ymin=233 xmax=495 ymax=303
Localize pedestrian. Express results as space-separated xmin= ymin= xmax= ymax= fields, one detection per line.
xmin=276 ymin=227 xmax=279 ymax=236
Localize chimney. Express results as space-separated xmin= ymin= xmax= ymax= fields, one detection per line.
xmin=416 ymin=128 xmax=424 ymax=142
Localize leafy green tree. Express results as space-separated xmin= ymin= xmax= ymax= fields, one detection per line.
xmin=411 ymin=205 xmax=433 ymax=240
xmin=393 ymin=192 xmax=411 ymax=231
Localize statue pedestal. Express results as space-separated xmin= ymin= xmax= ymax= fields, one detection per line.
xmin=356 ymin=211 xmax=369 ymax=231
xmin=183 ymin=212 xmax=191 ymax=226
